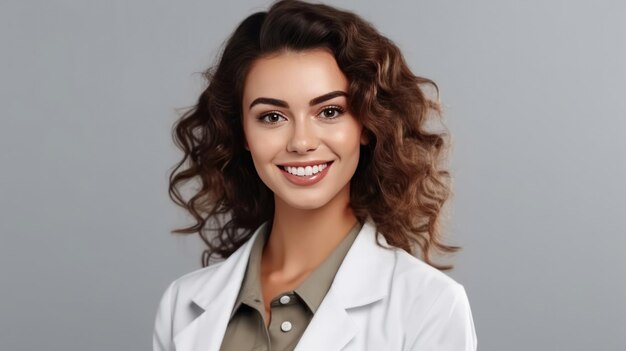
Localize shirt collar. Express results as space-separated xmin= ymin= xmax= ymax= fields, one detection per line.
xmin=295 ymin=221 xmax=362 ymax=313
xmin=229 ymin=220 xmax=363 ymax=319
xmin=229 ymin=223 xmax=269 ymax=319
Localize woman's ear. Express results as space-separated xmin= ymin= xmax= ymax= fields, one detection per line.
xmin=360 ymin=129 xmax=370 ymax=145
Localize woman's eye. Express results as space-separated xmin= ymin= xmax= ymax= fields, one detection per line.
xmin=319 ymin=106 xmax=344 ymax=119
xmin=259 ymin=112 xmax=286 ymax=124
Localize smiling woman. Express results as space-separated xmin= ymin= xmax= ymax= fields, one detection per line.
xmin=154 ymin=1 xmax=477 ymax=350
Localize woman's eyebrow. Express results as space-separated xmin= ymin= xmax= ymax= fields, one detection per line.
xmin=309 ymin=90 xmax=348 ymax=106
xmin=248 ymin=90 xmax=348 ymax=110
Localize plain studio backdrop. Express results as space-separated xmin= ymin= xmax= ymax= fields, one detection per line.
xmin=1 ymin=1 xmax=624 ymax=350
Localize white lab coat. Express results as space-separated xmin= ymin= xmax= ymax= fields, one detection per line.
xmin=153 ymin=218 xmax=477 ymax=351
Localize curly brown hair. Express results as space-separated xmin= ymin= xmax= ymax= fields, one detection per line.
xmin=168 ymin=0 xmax=460 ymax=270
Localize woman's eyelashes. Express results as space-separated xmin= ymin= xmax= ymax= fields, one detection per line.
xmin=257 ymin=105 xmax=345 ymax=125
xmin=319 ymin=105 xmax=345 ymax=119
xmin=258 ymin=112 xmax=287 ymax=124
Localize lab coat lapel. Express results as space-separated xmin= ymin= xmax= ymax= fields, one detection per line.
xmin=295 ymin=218 xmax=396 ymax=350
xmin=293 ymin=292 xmax=358 ymax=350
xmin=173 ymin=222 xmax=269 ymax=351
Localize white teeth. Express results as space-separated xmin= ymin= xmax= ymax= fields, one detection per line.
xmin=284 ymin=163 xmax=328 ymax=177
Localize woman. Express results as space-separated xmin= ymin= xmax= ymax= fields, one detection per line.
xmin=153 ymin=0 xmax=477 ymax=350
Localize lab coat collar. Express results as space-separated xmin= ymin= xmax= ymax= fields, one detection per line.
xmin=173 ymin=217 xmax=396 ymax=351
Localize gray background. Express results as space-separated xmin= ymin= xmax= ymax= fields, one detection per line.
xmin=1 ymin=0 xmax=624 ymax=350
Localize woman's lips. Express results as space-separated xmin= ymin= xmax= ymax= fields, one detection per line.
xmin=277 ymin=161 xmax=333 ymax=186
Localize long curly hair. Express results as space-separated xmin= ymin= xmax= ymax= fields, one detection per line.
xmin=168 ymin=0 xmax=460 ymax=270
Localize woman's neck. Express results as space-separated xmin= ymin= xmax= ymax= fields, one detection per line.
xmin=261 ymin=188 xmax=358 ymax=282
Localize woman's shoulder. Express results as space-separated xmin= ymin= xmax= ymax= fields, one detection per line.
xmin=391 ymin=247 xmax=465 ymax=294
xmin=386 ymin=248 xmax=477 ymax=349
xmin=388 ymin=246 xmax=471 ymax=313
xmin=359 ymin=220 xmax=469 ymax=305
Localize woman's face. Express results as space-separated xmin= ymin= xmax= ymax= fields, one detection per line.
xmin=242 ymin=48 xmax=366 ymax=211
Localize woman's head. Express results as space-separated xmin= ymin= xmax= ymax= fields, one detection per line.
xmin=170 ymin=0 xmax=459 ymax=269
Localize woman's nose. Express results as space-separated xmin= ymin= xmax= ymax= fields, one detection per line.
xmin=287 ymin=117 xmax=319 ymax=154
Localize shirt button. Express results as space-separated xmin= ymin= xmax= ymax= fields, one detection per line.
xmin=279 ymin=295 xmax=291 ymax=304
xmin=280 ymin=321 xmax=293 ymax=332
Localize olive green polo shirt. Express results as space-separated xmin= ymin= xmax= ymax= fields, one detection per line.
xmin=220 ymin=220 xmax=363 ymax=351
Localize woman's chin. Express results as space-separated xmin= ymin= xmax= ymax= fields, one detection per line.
xmin=274 ymin=192 xmax=335 ymax=211
xmin=271 ymin=180 xmax=353 ymax=212
xmin=281 ymin=198 xmax=329 ymax=211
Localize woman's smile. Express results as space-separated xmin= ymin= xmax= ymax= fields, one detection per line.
xmin=277 ymin=161 xmax=334 ymax=186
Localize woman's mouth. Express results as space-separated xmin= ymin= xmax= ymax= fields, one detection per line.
xmin=277 ymin=161 xmax=333 ymax=186
xmin=281 ymin=162 xmax=328 ymax=176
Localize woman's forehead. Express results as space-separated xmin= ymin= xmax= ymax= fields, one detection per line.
xmin=242 ymin=48 xmax=349 ymax=108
